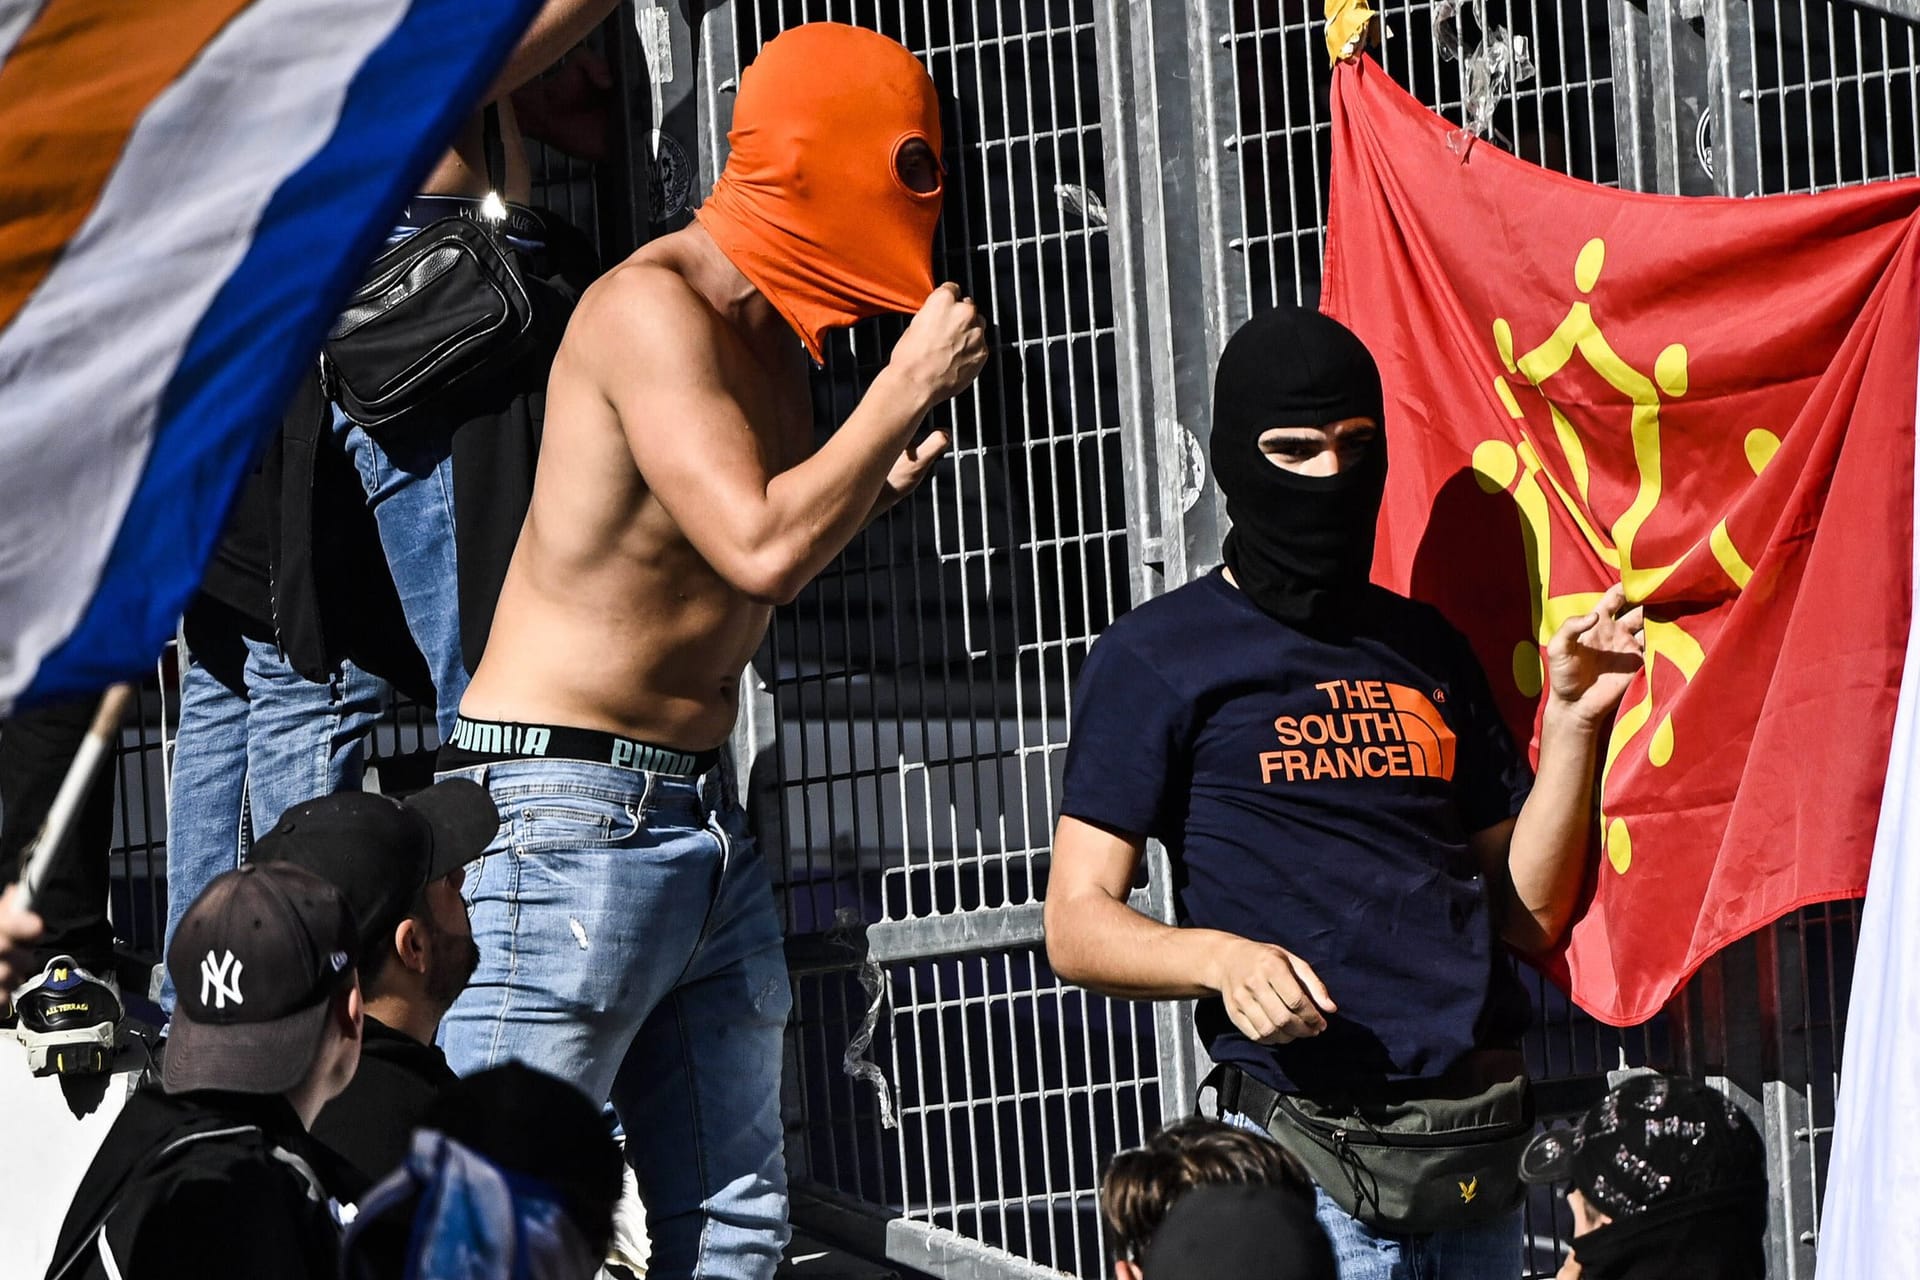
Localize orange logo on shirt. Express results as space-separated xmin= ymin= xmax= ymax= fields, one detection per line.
xmin=1258 ymin=680 xmax=1456 ymax=784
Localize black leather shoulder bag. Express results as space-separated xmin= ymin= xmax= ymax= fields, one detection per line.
xmin=321 ymin=106 xmax=534 ymax=427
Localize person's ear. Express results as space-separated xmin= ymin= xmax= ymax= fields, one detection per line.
xmin=1114 ymin=1261 xmax=1142 ymax=1280
xmin=393 ymin=917 xmax=430 ymax=976
xmin=334 ymin=976 xmax=364 ymax=1038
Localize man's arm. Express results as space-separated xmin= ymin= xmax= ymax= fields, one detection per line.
xmin=587 ymin=270 xmax=985 ymax=604
xmin=511 ymin=49 xmax=614 ymax=162
xmin=1043 ymin=816 xmax=1335 ymax=1044
xmin=1476 ymin=584 xmax=1645 ymax=954
xmin=488 ymin=0 xmax=625 ymax=101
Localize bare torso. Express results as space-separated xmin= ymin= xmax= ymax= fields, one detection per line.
xmin=460 ymin=236 xmax=814 ymax=751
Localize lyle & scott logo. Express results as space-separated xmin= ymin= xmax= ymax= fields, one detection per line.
xmin=1258 ymin=680 xmax=1457 ymax=784
xmin=1459 ymin=1176 xmax=1478 ymax=1204
xmin=200 ymin=949 xmax=245 ymax=1009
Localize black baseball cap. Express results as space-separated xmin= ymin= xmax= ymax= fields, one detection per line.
xmin=251 ymin=780 xmax=498 ymax=959
xmin=163 ymin=862 xmax=359 ymax=1095
xmin=1519 ymin=1073 xmax=1768 ymax=1221
xmin=1139 ymin=1183 xmax=1337 ymax=1280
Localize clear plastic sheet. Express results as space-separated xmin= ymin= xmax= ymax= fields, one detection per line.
xmin=1437 ymin=0 xmax=1536 ymax=154
xmin=831 ymin=907 xmax=899 ymax=1131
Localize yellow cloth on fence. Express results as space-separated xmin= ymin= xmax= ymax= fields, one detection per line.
xmin=1325 ymin=0 xmax=1377 ymax=64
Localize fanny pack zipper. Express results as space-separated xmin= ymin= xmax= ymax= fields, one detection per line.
xmin=1282 ymin=1101 xmax=1531 ymax=1148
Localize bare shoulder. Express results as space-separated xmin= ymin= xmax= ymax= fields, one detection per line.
xmin=566 ymin=258 xmax=726 ymax=384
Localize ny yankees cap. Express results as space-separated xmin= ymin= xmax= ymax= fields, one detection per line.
xmin=1519 ymin=1073 xmax=1767 ymax=1222
xmin=252 ymin=780 xmax=497 ymax=960
xmin=162 ymin=862 xmax=359 ymax=1096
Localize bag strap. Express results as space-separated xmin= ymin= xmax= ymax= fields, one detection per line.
xmin=1200 ymin=1061 xmax=1282 ymax=1129
xmin=482 ymin=103 xmax=507 ymax=227
xmin=1201 ymin=1064 xmax=1382 ymax=1220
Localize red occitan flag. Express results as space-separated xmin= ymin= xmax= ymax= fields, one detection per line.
xmin=1324 ymin=57 xmax=1920 ymax=1024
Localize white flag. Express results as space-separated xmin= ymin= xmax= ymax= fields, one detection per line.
xmin=1818 ymin=331 xmax=1920 ymax=1275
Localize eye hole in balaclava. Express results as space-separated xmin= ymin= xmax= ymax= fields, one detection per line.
xmin=1209 ymin=306 xmax=1389 ymax=628
xmin=894 ymin=136 xmax=944 ymax=196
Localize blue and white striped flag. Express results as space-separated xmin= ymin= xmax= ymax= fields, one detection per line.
xmin=0 ymin=0 xmax=540 ymax=713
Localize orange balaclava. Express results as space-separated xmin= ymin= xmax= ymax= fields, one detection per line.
xmin=695 ymin=23 xmax=943 ymax=362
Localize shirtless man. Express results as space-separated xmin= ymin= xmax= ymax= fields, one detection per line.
xmin=437 ymin=24 xmax=988 ymax=1280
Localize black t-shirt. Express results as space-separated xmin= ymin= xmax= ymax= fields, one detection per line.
xmin=1060 ymin=570 xmax=1534 ymax=1095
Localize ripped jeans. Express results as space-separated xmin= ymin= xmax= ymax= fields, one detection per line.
xmin=437 ymin=757 xmax=793 ymax=1280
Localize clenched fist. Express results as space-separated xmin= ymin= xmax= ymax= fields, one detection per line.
xmin=888 ymin=284 xmax=989 ymax=407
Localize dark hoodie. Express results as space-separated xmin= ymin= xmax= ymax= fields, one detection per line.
xmin=45 ymin=1087 xmax=365 ymax=1280
xmin=311 ymin=1015 xmax=458 ymax=1183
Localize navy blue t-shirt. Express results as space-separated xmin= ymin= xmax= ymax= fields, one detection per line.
xmin=1059 ymin=570 xmax=1534 ymax=1095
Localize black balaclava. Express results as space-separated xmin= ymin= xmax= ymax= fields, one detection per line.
xmin=1210 ymin=306 xmax=1388 ymax=628
xmin=1568 ymin=1198 xmax=1767 ymax=1280
xmin=1521 ymin=1074 xmax=1770 ymax=1280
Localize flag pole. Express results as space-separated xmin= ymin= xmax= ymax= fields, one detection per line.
xmin=16 ymin=684 xmax=135 ymax=915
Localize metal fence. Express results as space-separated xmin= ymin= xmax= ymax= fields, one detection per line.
xmin=38 ymin=1 xmax=1915 ymax=1278
xmin=693 ymin=0 xmax=1914 ymax=1275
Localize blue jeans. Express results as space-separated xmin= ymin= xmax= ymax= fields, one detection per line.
xmin=160 ymin=639 xmax=384 ymax=1011
xmin=1310 ymin=1185 xmax=1521 ymax=1280
xmin=1223 ymin=1112 xmax=1523 ymax=1280
xmin=332 ymin=406 xmax=467 ymax=739
xmin=437 ymin=757 xmax=793 ymax=1280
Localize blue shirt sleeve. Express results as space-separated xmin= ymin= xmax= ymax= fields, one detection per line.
xmin=1447 ymin=631 xmax=1535 ymax=834
xmin=1059 ymin=631 xmax=1192 ymax=840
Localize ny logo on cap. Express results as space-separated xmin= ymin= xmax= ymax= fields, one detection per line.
xmin=200 ymin=949 xmax=245 ymax=1009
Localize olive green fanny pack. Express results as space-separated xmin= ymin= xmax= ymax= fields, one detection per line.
xmin=1203 ymin=1053 xmax=1535 ymax=1235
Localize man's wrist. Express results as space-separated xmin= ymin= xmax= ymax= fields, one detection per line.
xmin=871 ymin=364 xmax=936 ymax=421
xmin=1542 ymin=696 xmax=1608 ymax=737
xmin=1188 ymin=929 xmax=1237 ymax=995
